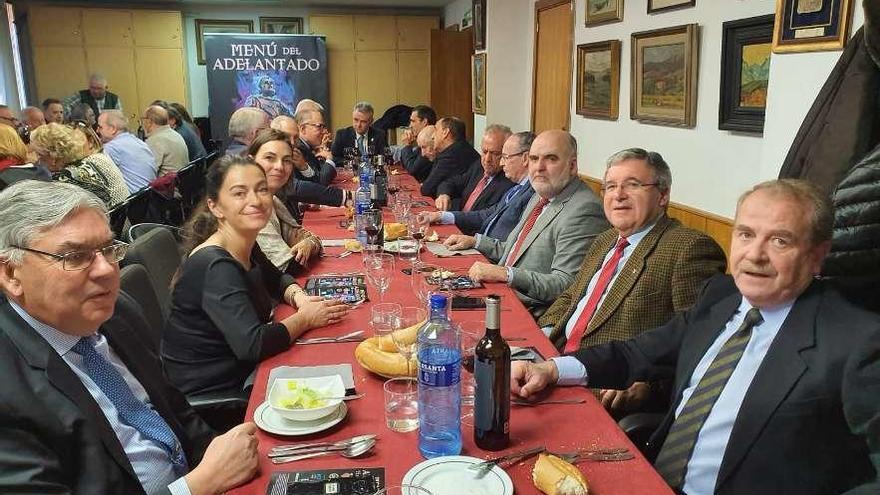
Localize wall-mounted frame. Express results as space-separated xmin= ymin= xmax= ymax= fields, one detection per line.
xmin=259 ymin=17 xmax=304 ymax=35
xmin=195 ymin=19 xmax=254 ymax=65
xmin=576 ymin=40 xmax=621 ymax=120
xmin=771 ymin=0 xmax=854 ymax=53
xmin=631 ymin=23 xmax=700 ymax=127
xmin=473 ymin=0 xmax=486 ymax=51
xmin=648 ymin=0 xmax=695 ymax=14
xmin=586 ymin=0 xmax=624 ymax=26
xmin=472 ymin=53 xmax=487 ymax=115
xmin=719 ymin=15 xmax=774 ymax=133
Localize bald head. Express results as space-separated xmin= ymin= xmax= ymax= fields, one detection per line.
xmin=270 ymin=115 xmax=299 ymax=144
xmin=22 ymin=107 xmax=45 ymax=130
xmin=417 ymin=125 xmax=436 ymax=161
xmin=142 ymin=105 xmax=169 ymax=137
xmin=528 ymin=130 xmax=579 ymax=199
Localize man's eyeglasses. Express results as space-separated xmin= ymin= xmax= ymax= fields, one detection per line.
xmin=304 ymin=122 xmax=327 ymax=130
xmin=501 ymin=150 xmax=528 ymax=161
xmin=13 ymin=241 xmax=129 ymax=271
xmin=600 ymin=180 xmax=660 ymax=195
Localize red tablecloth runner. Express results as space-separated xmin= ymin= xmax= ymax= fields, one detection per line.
xmin=228 ymin=172 xmax=672 ymax=495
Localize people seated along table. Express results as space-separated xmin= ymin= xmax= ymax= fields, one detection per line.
xmin=512 ymin=179 xmax=880 ymax=495
xmin=330 ymin=101 xmax=388 ymax=165
xmin=249 ymin=128 xmax=323 ymax=273
xmin=399 ymin=105 xmax=437 ymax=182
xmin=162 ymin=155 xmax=349 ymax=401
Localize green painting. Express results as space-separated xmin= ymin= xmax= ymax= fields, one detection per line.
xmin=641 ymin=43 xmax=686 ymax=110
xmin=584 ymin=50 xmax=613 ymax=109
xmin=740 ymin=42 xmax=771 ymax=108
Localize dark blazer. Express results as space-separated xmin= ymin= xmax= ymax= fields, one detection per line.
xmin=0 ymin=296 xmax=214 ymax=495
xmin=330 ymin=126 xmax=387 ymax=164
xmin=401 ymin=145 xmax=431 ymax=182
xmin=572 ymin=276 xmax=880 ymax=495
xmin=437 ymin=161 xmax=515 ymax=212
xmin=453 ymin=181 xmax=535 ymax=239
xmin=296 ymin=139 xmax=337 ymax=186
xmin=420 ymin=140 xmax=480 ymax=198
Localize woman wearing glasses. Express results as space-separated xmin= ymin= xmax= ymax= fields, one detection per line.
xmin=162 ymin=155 xmax=349 ymax=401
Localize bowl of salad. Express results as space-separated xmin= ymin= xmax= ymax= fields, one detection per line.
xmin=268 ymin=375 xmax=345 ymax=421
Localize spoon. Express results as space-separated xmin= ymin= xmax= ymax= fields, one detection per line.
xmin=271 ymin=439 xmax=377 ymax=464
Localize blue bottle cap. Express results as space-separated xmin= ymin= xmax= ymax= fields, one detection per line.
xmin=429 ymin=294 xmax=448 ymax=309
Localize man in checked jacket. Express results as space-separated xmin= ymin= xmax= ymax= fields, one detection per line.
xmin=539 ymin=148 xmax=726 ymax=417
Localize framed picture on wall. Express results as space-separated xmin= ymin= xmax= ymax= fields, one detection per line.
xmin=473 ymin=0 xmax=486 ymax=51
xmin=586 ymin=0 xmax=624 ymax=26
xmin=771 ymin=0 xmax=854 ymax=53
xmin=195 ymin=19 xmax=254 ymax=65
xmin=647 ymin=0 xmax=695 ymax=14
xmin=472 ymin=53 xmax=486 ymax=115
xmin=719 ymin=15 xmax=774 ymax=133
xmin=630 ymin=24 xmax=700 ymax=127
xmin=576 ymin=40 xmax=621 ymax=119
xmin=259 ymin=17 xmax=304 ymax=35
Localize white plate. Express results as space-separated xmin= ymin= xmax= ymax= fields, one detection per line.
xmin=402 ymin=455 xmax=514 ymax=495
xmin=254 ymin=401 xmax=347 ymax=436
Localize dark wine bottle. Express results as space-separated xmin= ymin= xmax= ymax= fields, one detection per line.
xmin=373 ymin=155 xmax=388 ymax=207
xmin=473 ymin=294 xmax=511 ymax=450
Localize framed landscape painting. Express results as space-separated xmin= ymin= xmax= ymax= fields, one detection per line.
xmin=576 ymin=40 xmax=621 ymax=119
xmin=259 ymin=17 xmax=304 ymax=35
xmin=586 ymin=0 xmax=624 ymax=26
xmin=631 ymin=24 xmax=700 ymax=127
xmin=472 ymin=53 xmax=486 ymax=115
xmin=772 ymin=0 xmax=854 ymax=53
xmin=648 ymin=0 xmax=695 ymax=14
xmin=719 ymin=15 xmax=774 ymax=133
xmin=195 ymin=19 xmax=254 ymax=65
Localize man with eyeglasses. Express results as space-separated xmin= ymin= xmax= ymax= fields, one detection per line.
xmin=419 ymin=131 xmax=535 ymax=238
xmin=294 ymin=108 xmax=337 ymax=186
xmin=433 ymin=124 xmax=515 ymax=212
xmin=0 ymin=180 xmax=260 ymax=494
xmin=537 ymin=148 xmax=726 ymax=417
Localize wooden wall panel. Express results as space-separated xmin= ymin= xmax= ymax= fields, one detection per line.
xmin=354 ymin=16 xmax=396 ymax=51
xmin=309 ymin=15 xmax=354 ymax=51
xmin=397 ymin=51 xmax=430 ymax=106
xmin=397 ymin=16 xmax=439 ymax=50
xmin=133 ymin=11 xmax=182 ymax=48
xmin=86 ymin=47 xmax=138 ymax=118
xmin=82 ymin=9 xmax=132 ymax=46
xmin=355 ymin=50 xmax=398 ymax=115
xmin=327 ymin=50 xmax=357 ymax=130
xmin=29 ymin=7 xmax=82 ymax=46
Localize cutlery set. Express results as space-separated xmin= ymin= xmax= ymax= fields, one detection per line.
xmin=269 ymin=434 xmax=378 ymax=464
xmin=297 ymin=330 xmax=365 ymax=345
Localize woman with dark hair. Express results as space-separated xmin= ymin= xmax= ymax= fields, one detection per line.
xmin=249 ymin=128 xmax=322 ymax=272
xmin=162 ymin=155 xmax=349 ymax=398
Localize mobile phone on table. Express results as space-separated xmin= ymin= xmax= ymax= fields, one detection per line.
xmin=451 ymin=295 xmax=486 ymax=310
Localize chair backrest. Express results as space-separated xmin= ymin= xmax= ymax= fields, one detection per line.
xmin=120 ymin=227 xmax=181 ymax=319
xmin=119 ymin=263 xmax=165 ymax=352
xmin=127 ymin=222 xmax=183 ymax=243
xmin=127 ymin=187 xmax=183 ymax=227
xmin=107 ymin=202 xmax=129 ymax=240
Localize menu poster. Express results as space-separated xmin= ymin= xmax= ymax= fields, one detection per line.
xmin=266 ymin=467 xmax=384 ymax=495
xmin=204 ymin=33 xmax=329 ymax=142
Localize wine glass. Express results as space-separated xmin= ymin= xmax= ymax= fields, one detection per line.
xmin=407 ymin=214 xmax=428 ymax=252
xmin=397 ymin=235 xmax=420 ymax=264
xmin=387 ymin=174 xmax=402 ymax=204
xmin=363 ymin=209 xmax=384 ymax=253
xmin=392 ymin=306 xmax=427 ymax=382
xmin=393 ymin=192 xmax=412 ymax=221
xmin=364 ymin=252 xmax=394 ymax=302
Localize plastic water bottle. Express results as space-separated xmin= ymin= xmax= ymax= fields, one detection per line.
xmin=354 ymin=167 xmax=371 ymax=246
xmin=417 ymin=294 xmax=462 ymax=458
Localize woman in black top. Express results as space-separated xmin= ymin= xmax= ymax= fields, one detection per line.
xmin=162 ymin=155 xmax=349 ymax=397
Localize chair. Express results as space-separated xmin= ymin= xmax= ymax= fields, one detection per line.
xmin=120 ymin=227 xmax=180 ymax=319
xmin=107 ymin=202 xmax=129 ymax=240
xmin=176 ymin=160 xmax=203 ymax=217
xmin=127 ymin=223 xmax=183 ymax=243
xmin=618 ymin=413 xmax=665 ymax=456
xmin=126 ymin=187 xmax=183 ymax=227
xmin=119 ymin=264 xmax=165 ymax=352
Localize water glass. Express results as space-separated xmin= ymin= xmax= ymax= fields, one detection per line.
xmin=373 ymin=485 xmax=433 ymax=495
xmin=458 ymin=324 xmax=482 ymax=407
xmin=384 ymin=377 xmax=419 ymax=432
xmin=411 ymin=262 xmax=440 ymax=307
xmin=364 ymin=253 xmax=394 ymax=301
xmin=397 ymin=236 xmax=419 ymax=263
xmin=371 ymin=303 xmax=402 ymax=337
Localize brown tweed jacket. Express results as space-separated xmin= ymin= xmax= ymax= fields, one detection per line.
xmin=540 ymin=215 xmax=727 ymax=351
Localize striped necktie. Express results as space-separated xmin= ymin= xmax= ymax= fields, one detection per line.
xmin=653 ymin=307 xmax=764 ymax=489
xmin=504 ymin=197 xmax=549 ymax=267
xmin=463 ymin=174 xmax=490 ymax=211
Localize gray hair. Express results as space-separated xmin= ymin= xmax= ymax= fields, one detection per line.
xmin=294 ymin=98 xmax=324 ymax=113
xmin=294 ymin=108 xmax=323 ymax=126
xmin=0 ymin=181 xmax=107 ymax=265
xmin=484 ymin=124 xmax=512 ymax=139
xmin=89 ymin=73 xmax=107 ymax=85
xmin=605 ymin=148 xmax=672 ymax=193
xmin=737 ymin=179 xmax=833 ymax=245
xmin=353 ymin=101 xmax=374 ymax=116
xmin=512 ymin=131 xmax=535 ymax=153
xmin=101 ymin=110 xmax=129 ymax=132
xmin=228 ymin=107 xmax=268 ymax=139
xmin=144 ymin=105 xmax=169 ymax=126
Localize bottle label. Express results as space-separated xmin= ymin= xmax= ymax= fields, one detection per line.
xmin=418 ymin=348 xmax=461 ymax=387
xmin=473 ymin=359 xmax=496 ymax=431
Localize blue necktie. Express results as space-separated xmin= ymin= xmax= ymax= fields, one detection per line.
xmin=482 ymin=184 xmax=523 ymax=235
xmin=73 ymin=337 xmax=188 ymax=475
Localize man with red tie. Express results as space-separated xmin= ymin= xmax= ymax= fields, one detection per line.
xmin=538 ymin=148 xmax=726 ymax=416
xmin=451 ymin=129 xmax=609 ymax=318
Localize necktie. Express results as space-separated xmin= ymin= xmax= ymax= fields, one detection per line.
xmin=505 ymin=197 xmax=549 ymax=267
xmin=72 ymin=337 xmax=188 ymax=475
xmin=356 ymin=134 xmax=365 ymax=156
xmin=653 ymin=308 xmax=764 ymax=490
xmin=463 ymin=174 xmax=490 ymax=211
xmin=481 ymin=185 xmax=522 ymax=236
xmin=563 ymin=237 xmax=630 ymax=353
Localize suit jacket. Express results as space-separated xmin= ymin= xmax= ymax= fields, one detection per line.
xmin=475 ymin=178 xmax=609 ymax=317
xmin=420 ymin=140 xmax=480 ymax=198
xmin=437 ymin=161 xmax=515 ymax=212
xmin=0 ymin=296 xmax=214 ymax=495
xmin=296 ymin=139 xmax=337 ymax=186
xmin=401 ymin=145 xmax=431 ymax=182
xmin=541 ymin=216 xmax=727 ymax=350
xmin=574 ymin=276 xmax=880 ymax=495
xmin=452 ymin=181 xmax=533 ymax=237
xmin=330 ymin=126 xmax=388 ymax=164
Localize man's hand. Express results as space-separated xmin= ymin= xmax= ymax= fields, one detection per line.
xmin=401 ymin=129 xmax=416 ymax=146
xmin=315 ymin=147 xmax=332 ymax=161
xmin=291 ymin=148 xmax=308 ymax=171
xmin=185 ymin=422 xmax=259 ymax=495
xmin=511 ymin=360 xmax=558 ymax=399
xmin=443 ymin=234 xmax=476 ymax=250
xmin=435 ymin=194 xmax=451 ymax=211
xmin=417 ymin=211 xmax=440 ymax=226
xmin=468 ymin=261 xmax=507 ymax=283
xmin=599 ymin=382 xmax=651 ymax=416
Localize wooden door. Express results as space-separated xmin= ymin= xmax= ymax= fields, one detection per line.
xmin=430 ymin=29 xmax=473 ymax=143
xmin=532 ymin=0 xmax=573 ymax=132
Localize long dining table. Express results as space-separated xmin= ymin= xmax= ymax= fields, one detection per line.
xmin=228 ymin=170 xmax=673 ymax=495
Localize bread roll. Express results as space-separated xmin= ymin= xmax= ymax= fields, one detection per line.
xmin=532 ymin=453 xmax=589 ymax=495
xmin=384 ymin=223 xmax=408 ymax=241
xmin=354 ymin=319 xmax=425 ymax=377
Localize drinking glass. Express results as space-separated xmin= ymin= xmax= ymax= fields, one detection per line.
xmin=387 ymin=174 xmax=402 ymax=203
xmin=392 ymin=306 xmax=427 ymax=380
xmin=373 ymin=486 xmax=434 ymax=495
xmin=407 ymin=215 xmax=428 ymax=252
xmin=383 ymin=378 xmax=419 ymax=432
xmin=397 ymin=235 xmax=420 ymax=263
xmin=363 ymin=209 xmax=384 ymax=253
xmin=364 ymin=252 xmax=394 ymax=302
xmin=371 ymin=302 xmax=402 ymax=338
xmin=411 ymin=261 xmax=441 ymax=308
xmin=393 ymin=192 xmax=412 ymax=221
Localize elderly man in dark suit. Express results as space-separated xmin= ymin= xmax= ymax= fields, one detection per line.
xmin=330 ymin=101 xmax=388 ymax=163
xmin=0 ymin=180 xmax=260 ymax=495
xmin=539 ymin=148 xmax=726 ymax=416
xmin=294 ymin=108 xmax=337 ymax=186
xmin=400 ymin=105 xmax=437 ymax=181
xmin=513 ymin=179 xmax=880 ymax=495
xmin=434 ymin=124 xmax=515 ymax=212
xmin=420 ymin=117 xmax=481 ymax=198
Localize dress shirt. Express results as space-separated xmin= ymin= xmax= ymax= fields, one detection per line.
xmin=8 ymin=301 xmax=191 ymax=495
xmin=103 ymin=132 xmax=157 ymax=193
xmin=436 ymin=173 xmax=502 ymax=224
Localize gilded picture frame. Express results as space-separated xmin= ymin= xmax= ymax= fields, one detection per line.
xmin=648 ymin=0 xmax=695 ymax=14
xmin=195 ymin=19 xmax=254 ymax=65
xmin=586 ymin=0 xmax=624 ymax=26
xmin=259 ymin=17 xmax=304 ymax=35
xmin=472 ymin=53 xmax=487 ymax=115
xmin=576 ymin=40 xmax=621 ymax=120
xmin=772 ymin=0 xmax=854 ymax=53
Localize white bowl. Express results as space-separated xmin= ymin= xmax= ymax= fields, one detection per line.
xmin=268 ymin=375 xmax=345 ymax=422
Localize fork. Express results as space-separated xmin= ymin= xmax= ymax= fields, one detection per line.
xmin=511 ymin=398 xmax=586 ymax=406
xmin=468 ymin=445 xmax=546 ymax=478
xmin=552 ymin=447 xmax=634 ymax=463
